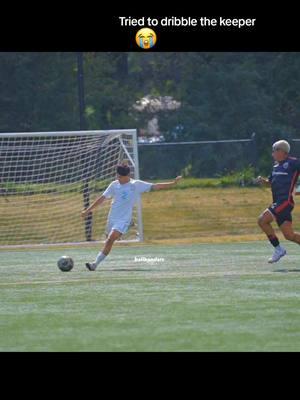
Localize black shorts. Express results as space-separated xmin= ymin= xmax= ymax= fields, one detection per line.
xmin=268 ymin=201 xmax=294 ymax=226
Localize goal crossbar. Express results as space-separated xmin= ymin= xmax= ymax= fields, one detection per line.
xmin=0 ymin=129 xmax=136 ymax=138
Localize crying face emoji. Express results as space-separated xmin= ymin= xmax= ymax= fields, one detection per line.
xmin=135 ymin=28 xmax=157 ymax=49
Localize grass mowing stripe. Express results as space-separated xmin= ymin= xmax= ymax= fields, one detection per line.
xmin=0 ymin=268 xmax=295 ymax=288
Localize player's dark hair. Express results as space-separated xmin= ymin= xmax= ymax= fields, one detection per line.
xmin=117 ymin=163 xmax=130 ymax=176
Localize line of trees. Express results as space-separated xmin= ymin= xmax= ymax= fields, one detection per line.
xmin=1 ymin=52 xmax=300 ymax=175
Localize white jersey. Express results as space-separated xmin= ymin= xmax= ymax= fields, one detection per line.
xmin=102 ymin=179 xmax=153 ymax=226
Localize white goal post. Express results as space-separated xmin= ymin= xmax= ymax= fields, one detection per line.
xmin=0 ymin=129 xmax=144 ymax=247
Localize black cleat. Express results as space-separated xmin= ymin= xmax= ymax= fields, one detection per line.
xmin=85 ymin=262 xmax=97 ymax=271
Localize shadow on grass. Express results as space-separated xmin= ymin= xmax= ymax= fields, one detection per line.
xmin=274 ymin=269 xmax=300 ymax=273
xmin=109 ymin=268 xmax=155 ymax=272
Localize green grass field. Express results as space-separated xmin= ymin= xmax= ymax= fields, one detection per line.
xmin=1 ymin=241 xmax=300 ymax=351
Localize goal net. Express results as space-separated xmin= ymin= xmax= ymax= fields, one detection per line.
xmin=0 ymin=130 xmax=144 ymax=247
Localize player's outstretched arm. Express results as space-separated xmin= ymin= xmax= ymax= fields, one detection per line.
xmin=81 ymin=195 xmax=107 ymax=218
xmin=152 ymin=176 xmax=182 ymax=191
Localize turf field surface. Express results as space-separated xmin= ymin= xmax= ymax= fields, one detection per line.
xmin=0 ymin=242 xmax=300 ymax=351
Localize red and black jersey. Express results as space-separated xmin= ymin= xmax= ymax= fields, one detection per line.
xmin=268 ymin=156 xmax=300 ymax=204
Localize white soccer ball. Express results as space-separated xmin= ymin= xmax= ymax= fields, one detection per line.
xmin=57 ymin=256 xmax=74 ymax=272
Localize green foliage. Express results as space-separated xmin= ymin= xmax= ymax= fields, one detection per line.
xmin=1 ymin=52 xmax=300 ymax=177
xmin=218 ymin=166 xmax=256 ymax=187
xmin=0 ymin=53 xmax=78 ymax=132
xmin=148 ymin=167 xmax=256 ymax=189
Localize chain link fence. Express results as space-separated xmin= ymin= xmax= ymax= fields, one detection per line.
xmin=138 ymin=134 xmax=257 ymax=179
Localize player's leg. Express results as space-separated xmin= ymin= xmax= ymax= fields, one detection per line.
xmin=102 ymin=230 xmax=122 ymax=256
xmin=258 ymin=208 xmax=282 ymax=246
xmin=86 ymin=230 xmax=122 ymax=271
xmin=257 ymin=208 xmax=286 ymax=263
xmin=279 ymin=221 xmax=300 ymax=245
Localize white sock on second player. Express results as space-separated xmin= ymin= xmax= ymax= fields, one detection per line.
xmin=94 ymin=252 xmax=107 ymax=266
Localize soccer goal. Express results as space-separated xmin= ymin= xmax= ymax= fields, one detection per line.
xmin=0 ymin=130 xmax=144 ymax=247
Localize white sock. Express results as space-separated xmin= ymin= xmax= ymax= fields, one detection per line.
xmin=94 ymin=252 xmax=106 ymax=266
xmin=275 ymin=245 xmax=284 ymax=251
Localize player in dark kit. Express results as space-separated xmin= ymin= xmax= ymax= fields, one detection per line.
xmin=256 ymin=140 xmax=300 ymax=263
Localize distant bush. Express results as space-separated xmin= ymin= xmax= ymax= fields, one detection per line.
xmin=150 ymin=166 xmax=256 ymax=189
xmin=218 ymin=166 xmax=256 ymax=187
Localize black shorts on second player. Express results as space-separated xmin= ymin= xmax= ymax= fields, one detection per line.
xmin=268 ymin=202 xmax=294 ymax=226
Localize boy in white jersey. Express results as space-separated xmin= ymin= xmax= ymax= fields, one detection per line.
xmin=81 ymin=163 xmax=182 ymax=270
